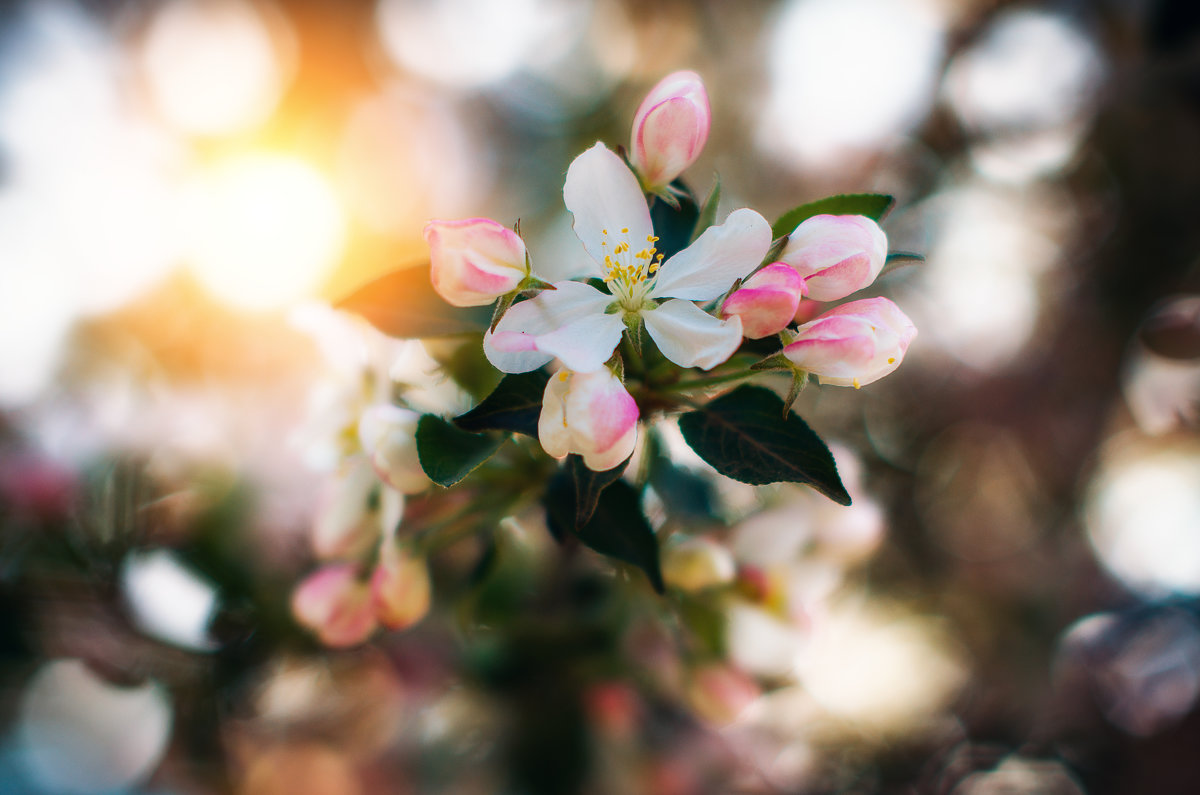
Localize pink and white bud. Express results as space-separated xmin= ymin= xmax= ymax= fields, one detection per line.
xmin=424 ymin=218 xmax=528 ymax=307
xmin=292 ymin=563 xmax=377 ymax=647
xmin=662 ymin=537 xmax=737 ymax=592
xmin=630 ymin=71 xmax=711 ymax=191
xmin=720 ymin=263 xmax=806 ymax=339
xmin=783 ymin=297 xmax=916 ymax=388
xmin=371 ymin=543 xmax=431 ymax=631
xmin=538 ymin=368 xmax=639 ymax=472
xmin=357 ymin=404 xmax=428 ymax=494
xmin=778 ymin=214 xmax=888 ymax=302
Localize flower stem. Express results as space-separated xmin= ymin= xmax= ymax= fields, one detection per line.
xmin=655 ymin=369 xmax=756 ymax=393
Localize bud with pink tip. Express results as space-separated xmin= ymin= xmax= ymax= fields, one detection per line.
xmin=291 ymin=563 xmax=377 ymax=647
xmin=778 ymin=214 xmax=887 ymax=301
xmin=720 ymin=263 xmax=807 ymax=339
xmin=424 ymin=218 xmax=528 ymax=307
xmin=371 ymin=543 xmax=431 ymax=631
xmin=538 ymin=368 xmax=639 ymax=472
xmin=783 ymin=297 xmax=916 ymax=387
xmin=630 ymin=71 xmax=711 ymax=192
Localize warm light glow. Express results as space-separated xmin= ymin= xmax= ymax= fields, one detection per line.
xmin=0 ymin=2 xmax=181 ymax=405
xmin=797 ymin=597 xmax=966 ymax=735
xmin=336 ymin=88 xmax=483 ymax=238
xmin=184 ymin=154 xmax=346 ymax=310
xmin=375 ymin=0 xmax=587 ymax=88
xmin=1085 ymin=438 xmax=1200 ymax=596
xmin=140 ymin=0 xmax=293 ymax=136
xmin=761 ymin=0 xmax=945 ymax=167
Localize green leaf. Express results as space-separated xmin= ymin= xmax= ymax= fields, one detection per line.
xmin=677 ymin=385 xmax=850 ymax=505
xmin=416 ymin=415 xmax=506 ymax=487
xmin=567 ymin=454 xmax=629 ymax=529
xmin=453 ymin=370 xmax=550 ymax=437
xmin=336 ymin=265 xmax=491 ymax=338
xmin=690 ymin=175 xmax=721 ymax=244
xmin=770 ymin=193 xmax=896 ymax=239
xmin=544 ymin=472 xmax=663 ymax=593
xmin=649 ymin=180 xmax=699 ymax=261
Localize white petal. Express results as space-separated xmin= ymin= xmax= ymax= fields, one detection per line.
xmin=649 ymin=208 xmax=771 ymax=301
xmin=563 ymin=143 xmax=653 ymax=270
xmin=483 ymin=281 xmax=614 ymax=373
xmin=643 ymin=299 xmax=745 ymax=370
xmin=537 ymin=372 xmax=572 ymax=459
xmin=535 ymin=311 xmax=626 ymax=373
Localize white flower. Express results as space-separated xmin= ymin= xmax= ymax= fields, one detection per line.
xmin=483 ymin=143 xmax=771 ymax=373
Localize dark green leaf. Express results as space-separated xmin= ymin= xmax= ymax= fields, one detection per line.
xmin=416 ymin=415 xmax=506 ymax=487
xmin=544 ymin=473 xmax=663 ymax=593
xmin=650 ymin=181 xmax=699 ymax=261
xmin=677 ymin=385 xmax=850 ymax=505
xmin=770 ymin=193 xmax=896 ymax=239
xmin=881 ymin=250 xmax=925 ymax=278
xmin=691 ymin=175 xmax=721 ymax=244
xmin=336 ymin=265 xmax=490 ymax=338
xmin=568 ymin=454 xmax=629 ymax=528
xmin=454 ymin=370 xmax=550 ymax=437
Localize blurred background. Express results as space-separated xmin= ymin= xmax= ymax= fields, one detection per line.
xmin=1 ymin=0 xmax=1200 ymax=792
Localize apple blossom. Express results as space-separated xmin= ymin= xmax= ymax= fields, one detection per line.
xmin=538 ymin=368 xmax=640 ymax=472
xmin=720 ymin=262 xmax=807 ymax=339
xmin=291 ymin=563 xmax=377 ymax=648
xmin=312 ymin=456 xmax=403 ymax=560
xmin=484 ymin=143 xmax=771 ymax=374
xmin=783 ymin=297 xmax=916 ymax=388
xmin=630 ymin=70 xmax=711 ymax=192
xmin=424 ymin=217 xmax=528 ymax=307
xmin=777 ymin=214 xmax=888 ymax=302
xmin=371 ymin=543 xmax=431 ymax=630
xmin=357 ymin=404 xmax=429 ymax=494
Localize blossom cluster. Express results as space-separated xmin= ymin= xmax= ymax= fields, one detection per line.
xmin=426 ymin=71 xmax=916 ymax=472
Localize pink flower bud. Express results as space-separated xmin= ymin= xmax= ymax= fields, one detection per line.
xmin=371 ymin=544 xmax=431 ymax=631
xmin=538 ymin=368 xmax=639 ymax=472
xmin=630 ymin=71 xmax=711 ymax=191
xmin=292 ymin=564 xmax=377 ymax=647
xmin=778 ymin=214 xmax=888 ymax=301
xmin=783 ymin=297 xmax=916 ymax=388
xmin=720 ymin=263 xmax=806 ymax=339
xmin=357 ymin=404 xmax=428 ymax=494
xmin=424 ymin=218 xmax=528 ymax=307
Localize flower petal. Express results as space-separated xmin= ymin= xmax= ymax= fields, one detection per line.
xmin=643 ymin=299 xmax=744 ymax=370
xmin=535 ymin=312 xmax=627 ymax=373
xmin=483 ymin=281 xmax=614 ymax=373
xmin=563 ymin=143 xmax=653 ymax=272
xmin=649 ymin=208 xmax=771 ymax=301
